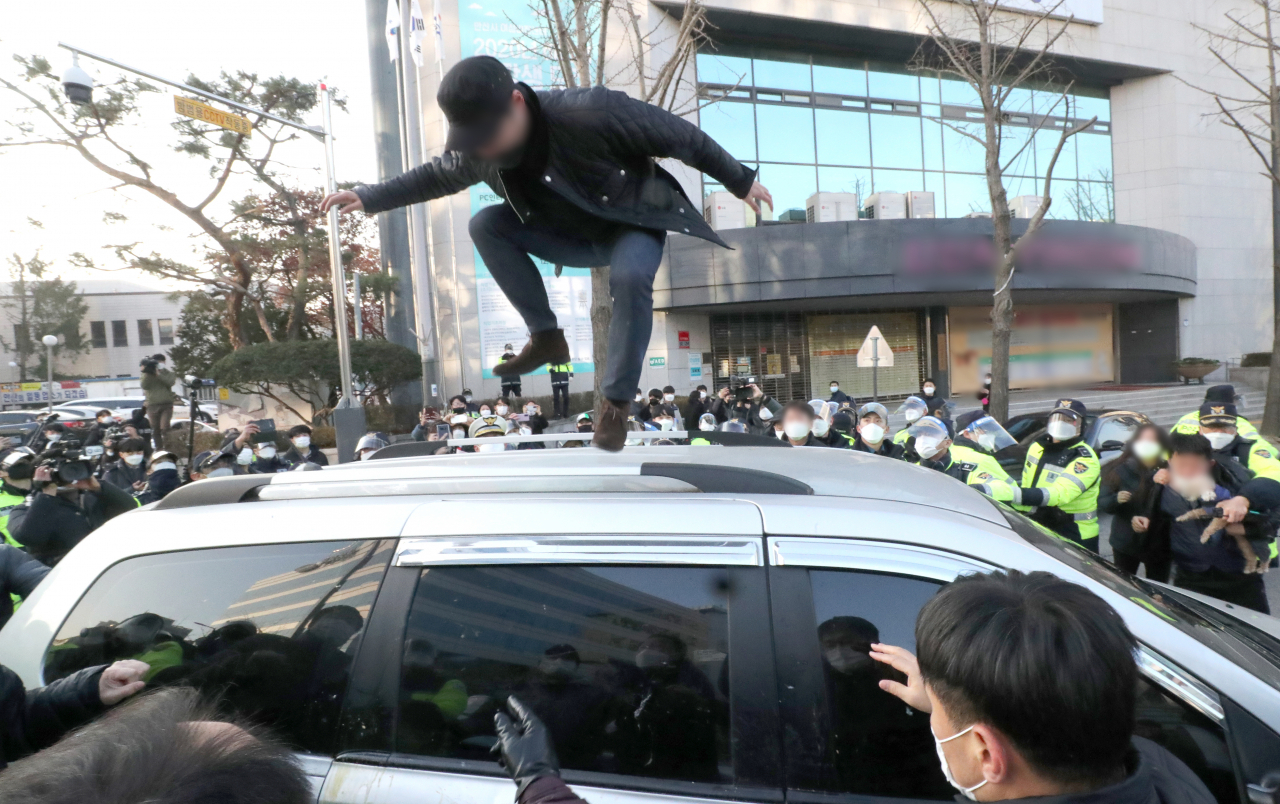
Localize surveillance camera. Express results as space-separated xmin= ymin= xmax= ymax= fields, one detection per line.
xmin=61 ymin=59 xmax=93 ymax=106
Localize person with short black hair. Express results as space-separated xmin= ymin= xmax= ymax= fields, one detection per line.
xmin=101 ymin=437 xmax=148 ymax=492
xmin=869 ymin=570 xmax=1215 ymax=804
xmin=0 ymin=686 xmax=311 ymax=803
xmin=282 ymin=424 xmax=328 ymax=467
xmin=828 ymin=380 xmax=851 ymax=405
xmin=780 ymin=400 xmax=829 ymax=447
xmin=83 ymin=409 xmax=115 ymax=448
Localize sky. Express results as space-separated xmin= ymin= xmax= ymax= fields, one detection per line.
xmin=0 ymin=1 xmax=381 ymax=290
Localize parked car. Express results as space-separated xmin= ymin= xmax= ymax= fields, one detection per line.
xmin=996 ymin=409 xmax=1153 ymax=479
xmin=0 ymin=410 xmax=41 ymax=444
xmin=1 ymin=446 xmax=1275 ymax=804
xmin=56 ymin=395 xmax=216 ymax=423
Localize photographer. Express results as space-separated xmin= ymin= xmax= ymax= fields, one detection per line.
xmin=139 ymin=354 xmax=177 ymax=451
xmin=10 ymin=451 xmax=138 ymax=566
xmin=100 ymin=437 xmax=148 ymax=493
xmin=82 ymin=410 xmax=115 ymax=448
xmin=30 ymin=422 xmax=67 ymax=453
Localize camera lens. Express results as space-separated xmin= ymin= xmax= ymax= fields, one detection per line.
xmin=57 ymin=460 xmax=90 ymax=485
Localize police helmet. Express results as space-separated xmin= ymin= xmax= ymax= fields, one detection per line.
xmin=355 ymin=433 xmax=388 ymax=456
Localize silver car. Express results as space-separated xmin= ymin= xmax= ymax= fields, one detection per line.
xmin=2 ymin=446 xmax=1278 ymax=804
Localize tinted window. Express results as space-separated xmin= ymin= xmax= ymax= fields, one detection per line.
xmin=111 ymin=320 xmax=128 ymax=347
xmin=137 ymin=319 xmax=154 ymax=346
xmin=0 ymin=412 xmax=34 ymax=424
xmin=805 ymin=569 xmax=951 ymax=799
xmin=1134 ymin=676 xmax=1234 ymax=804
xmin=158 ymin=318 xmax=174 ymax=345
xmin=45 ymin=540 xmax=394 ymax=753
xmin=397 ymin=566 xmax=734 ymax=785
xmin=90 ymin=321 xmax=107 ymax=349
xmin=1094 ymin=415 xmax=1142 ymax=449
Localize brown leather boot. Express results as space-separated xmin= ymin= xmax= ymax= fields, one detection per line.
xmin=492 ymin=329 xmax=570 ymax=376
xmin=592 ymin=399 xmax=630 ymax=452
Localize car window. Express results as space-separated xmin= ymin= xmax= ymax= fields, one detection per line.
xmin=1005 ymin=417 xmax=1043 ymax=440
xmin=803 ymin=569 xmax=952 ymax=800
xmin=1094 ymin=415 xmax=1141 ymax=450
xmin=0 ymin=412 xmax=33 ymax=424
xmin=396 ymin=565 xmax=735 ymax=786
xmin=1134 ymin=675 xmax=1234 ymax=804
xmin=44 ymin=539 xmax=395 ymax=754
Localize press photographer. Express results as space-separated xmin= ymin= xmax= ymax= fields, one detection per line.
xmin=9 ymin=437 xmax=138 ymax=566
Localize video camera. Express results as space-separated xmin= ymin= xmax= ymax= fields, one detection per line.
xmin=37 ymin=436 xmax=99 ymax=485
xmin=729 ymin=375 xmax=758 ymax=403
xmin=184 ymin=375 xmax=216 ymax=389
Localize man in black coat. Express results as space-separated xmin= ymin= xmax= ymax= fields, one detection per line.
xmin=322 ymin=56 xmax=770 ymax=451
xmin=0 ymin=544 xmax=48 ymax=630
xmin=10 ymin=467 xmax=137 ymax=566
xmin=0 ymin=659 xmax=148 ymax=770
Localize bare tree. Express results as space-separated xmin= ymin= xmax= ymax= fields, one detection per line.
xmin=914 ymin=0 xmax=1096 ymax=421
xmin=1183 ymin=1 xmax=1280 ymax=436
xmin=517 ymin=0 xmax=713 ymax=411
xmin=1067 ymin=169 xmax=1115 ymax=222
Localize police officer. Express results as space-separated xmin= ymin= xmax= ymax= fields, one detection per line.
xmin=499 ymin=344 xmax=522 ymax=400
xmin=548 ymin=360 xmax=573 ymax=420
xmin=1197 ymin=403 xmax=1280 ymax=484
xmin=1173 ymin=384 xmax=1259 ymax=438
xmin=851 ymin=403 xmax=904 ymax=458
xmin=1018 ymin=399 xmax=1101 ymax=550
xmin=908 ymin=416 xmax=1035 ymax=505
xmin=892 ymin=396 xmax=928 ymax=450
xmin=691 ymin=413 xmax=717 ymax=445
xmin=0 ymin=449 xmax=34 ymax=548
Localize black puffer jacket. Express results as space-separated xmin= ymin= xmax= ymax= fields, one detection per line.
xmin=0 ymin=663 xmax=106 ymax=770
xmin=0 ymin=545 xmax=49 ymax=631
xmin=354 ymin=84 xmax=757 ymax=248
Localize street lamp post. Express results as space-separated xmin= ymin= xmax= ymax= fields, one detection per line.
xmin=41 ymin=335 xmax=58 ymax=416
xmin=57 ymin=43 xmax=367 ymax=461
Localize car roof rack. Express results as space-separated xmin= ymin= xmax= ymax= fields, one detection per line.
xmin=366 ymin=429 xmax=787 ymax=460
xmin=152 ymin=475 xmax=273 ymax=510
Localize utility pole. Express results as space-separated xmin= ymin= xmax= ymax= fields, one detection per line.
xmin=397 ymin=0 xmax=443 ymax=405
xmin=41 ymin=334 xmax=57 ymax=415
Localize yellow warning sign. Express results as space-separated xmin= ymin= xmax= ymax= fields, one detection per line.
xmin=174 ymin=96 xmax=252 ymax=137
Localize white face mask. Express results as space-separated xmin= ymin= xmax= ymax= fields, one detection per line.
xmin=904 ymin=409 xmax=923 ymax=423
xmin=151 ymin=461 xmax=176 ymax=473
xmin=824 ymin=646 xmax=872 ymax=674
xmin=657 ymin=418 xmax=674 ymax=431
xmin=1132 ymin=439 xmax=1162 ymax=462
xmin=699 ymin=391 xmax=707 ymax=399
xmin=1204 ymin=432 xmax=1235 ymax=451
xmin=758 ymin=407 xmax=774 ymax=421
xmin=122 ymin=453 xmax=144 ymax=467
xmin=207 ymin=467 xmax=235 ymax=478
xmin=812 ymin=419 xmax=830 ymax=438
xmin=495 ymin=405 xmax=508 ymax=416
xmin=257 ymin=446 xmax=277 ymax=460
xmin=237 ymin=447 xmax=254 ymax=465
xmin=635 ymin=394 xmax=644 ymax=403
xmin=45 ymin=434 xmax=60 ymax=443
xmin=916 ymin=435 xmax=946 ymax=460
xmin=784 ymin=421 xmax=811 ymax=441
xmin=464 ymin=395 xmax=473 ymax=403
xmin=359 ymin=450 xmax=375 ymax=461
xmin=923 ymin=386 xmax=936 ymax=396
xmin=452 ymin=428 xmax=467 ymax=439
xmin=294 ymin=436 xmax=311 ymax=449
xmin=830 ymin=385 xmax=839 ymax=393
xmin=663 ymin=393 xmax=674 ymax=402
xmin=97 ymin=417 xmax=110 ymax=424
xmin=700 ymin=420 xmax=716 ymax=432
xmin=479 ymin=409 xmax=491 ymax=417
xmin=934 ymin=725 xmax=988 ymax=800
xmin=519 ymin=426 xmax=532 ymax=436
xmin=1046 ymin=419 xmax=1077 ymax=441
xmin=860 ymin=423 xmax=885 ymax=445
xmin=477 ymin=442 xmax=505 ymax=452
xmin=976 ymin=433 xmax=998 ymax=452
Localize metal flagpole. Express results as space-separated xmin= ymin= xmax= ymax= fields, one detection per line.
xmin=872 ymin=336 xmax=879 ymax=403
xmin=322 ymin=85 xmax=356 ymax=407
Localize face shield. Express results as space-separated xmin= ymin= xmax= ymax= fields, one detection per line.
xmin=698 ymin=413 xmax=717 ymax=432
xmin=959 ymin=416 xmax=1016 ymax=453
xmin=895 ymin=396 xmax=927 ymax=424
xmin=906 ymin=416 xmax=951 ymax=461
xmin=856 ymin=402 xmax=888 ymax=424
xmin=1046 ymin=412 xmax=1081 ymax=441
xmin=808 ymin=399 xmax=832 ymax=422
xmin=721 ymin=419 xmax=748 ymax=434
xmin=354 ymin=434 xmax=388 ymax=457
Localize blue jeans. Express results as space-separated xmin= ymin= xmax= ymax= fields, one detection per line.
xmin=469 ymin=203 xmax=666 ymax=402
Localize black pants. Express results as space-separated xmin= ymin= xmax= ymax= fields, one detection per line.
xmin=1113 ymin=550 xmax=1172 ymax=584
xmin=501 ymin=382 xmax=521 ymax=399
xmin=1175 ymin=566 xmax=1269 ymax=613
xmin=552 ymin=384 xmax=569 ymax=419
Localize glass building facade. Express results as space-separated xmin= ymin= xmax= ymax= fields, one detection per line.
xmin=695 ymin=51 xmax=1113 ymax=221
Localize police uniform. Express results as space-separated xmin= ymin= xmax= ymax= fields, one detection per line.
xmin=498 ymin=350 xmax=522 ymax=399
xmin=930 ymin=444 xmax=1037 ymax=505
xmin=0 ymin=482 xmax=27 ymax=548
xmin=1173 ymin=385 xmax=1259 ymax=438
xmin=548 ymin=362 xmax=573 ymax=419
xmin=1019 ymin=399 xmax=1101 ymax=550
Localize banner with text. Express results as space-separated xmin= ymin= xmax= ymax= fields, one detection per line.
xmin=458 ymin=0 xmax=594 ymax=379
xmin=0 ymin=381 xmax=88 ymax=406
xmin=948 ymin=304 xmax=1114 ymax=393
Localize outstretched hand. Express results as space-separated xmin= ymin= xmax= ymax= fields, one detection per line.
xmin=320 ymin=190 xmax=364 ymax=215
xmin=743 ymin=181 xmax=773 ymax=216
xmin=869 ymin=643 xmax=932 ymax=713
xmin=99 ymin=659 xmax=149 ymax=705
xmin=493 ymin=696 xmax=560 ymax=794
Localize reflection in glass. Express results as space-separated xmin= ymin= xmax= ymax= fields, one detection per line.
xmin=43 ymin=540 xmax=394 ymax=754
xmin=922 ymin=117 xmax=945 ymax=171
xmin=757 ymin=104 xmax=815 ymax=163
xmin=946 ymin=172 xmax=990 ymax=217
xmin=1073 ymin=94 xmax=1112 ymax=122
xmin=395 ymin=566 xmax=734 ymax=784
xmin=1003 ymin=126 xmax=1037 ymax=177
xmin=942 ymin=121 xmax=985 ymax=174
xmin=1035 ymin=128 xmax=1077 ymax=180
xmin=816 ymin=109 xmax=870 ymax=166
xmin=700 ymin=101 xmax=757 ymax=163
xmin=818 ymin=166 xmax=872 ymax=198
xmin=870 ymin=115 xmax=923 ymax=170
xmin=920 ymin=74 xmax=941 ymax=104
xmin=925 ymin=172 xmax=947 ymax=217
xmin=753 ymin=57 xmax=812 ymax=91
xmin=758 ymin=163 xmax=818 ymax=217
xmin=940 ymin=77 xmax=982 ymax=107
xmin=696 ymin=53 xmax=751 ymax=87
xmin=813 ymin=64 xmax=866 ymax=96
xmin=1075 ymin=132 xmax=1113 ymax=181
xmin=874 ymin=168 xmax=925 ymax=195
xmin=868 ymin=69 xmax=919 ymax=102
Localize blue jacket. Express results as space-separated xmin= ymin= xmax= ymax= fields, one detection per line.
xmin=1161 ymin=483 xmax=1244 ymax=574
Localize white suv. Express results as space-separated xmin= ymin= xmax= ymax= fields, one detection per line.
xmin=3 ymin=446 xmax=1279 ymax=804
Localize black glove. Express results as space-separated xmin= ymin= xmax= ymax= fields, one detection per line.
xmin=493 ymin=696 xmax=559 ymax=797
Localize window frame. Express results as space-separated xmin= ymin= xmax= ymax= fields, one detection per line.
xmin=137 ymin=319 xmax=154 ymax=346
xmin=110 ymin=319 xmax=128 ymax=347
xmin=89 ymin=321 xmax=107 ymax=349
xmin=339 ymin=542 xmax=784 ymax=801
xmin=157 ymin=318 xmax=174 ymax=345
